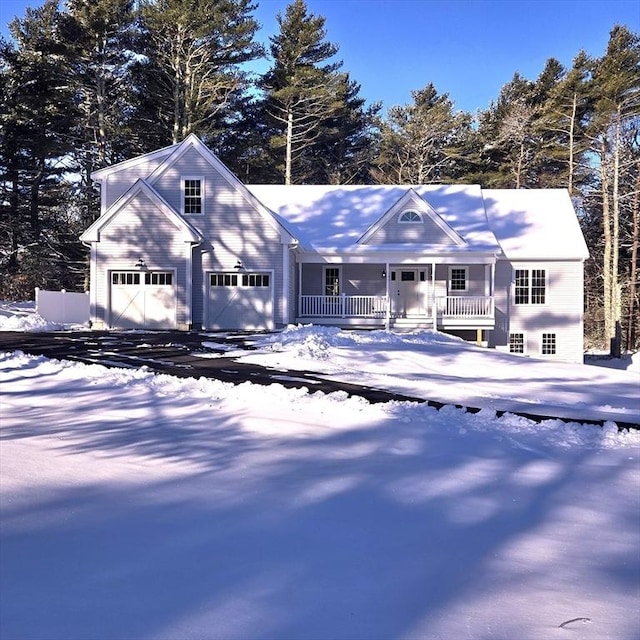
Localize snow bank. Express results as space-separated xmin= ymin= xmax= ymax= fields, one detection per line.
xmin=1 ymin=350 xmax=639 ymax=640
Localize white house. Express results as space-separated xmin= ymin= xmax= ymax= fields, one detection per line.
xmin=80 ymin=134 xmax=589 ymax=363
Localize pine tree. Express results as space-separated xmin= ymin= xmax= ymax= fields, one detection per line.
xmin=302 ymin=73 xmax=380 ymax=184
xmin=135 ymin=0 xmax=262 ymax=147
xmin=374 ymin=83 xmax=472 ymax=184
xmin=65 ymin=0 xmax=137 ymax=230
xmin=538 ymin=52 xmax=592 ymax=195
xmin=586 ymin=25 xmax=640 ymax=354
xmin=0 ymin=1 xmax=84 ymax=299
xmin=260 ymin=0 xmax=343 ymax=184
xmin=476 ymin=73 xmax=538 ymax=187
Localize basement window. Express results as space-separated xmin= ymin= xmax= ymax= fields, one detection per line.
xmin=509 ymin=333 xmax=525 ymax=354
xmin=542 ymin=333 xmax=557 ymax=355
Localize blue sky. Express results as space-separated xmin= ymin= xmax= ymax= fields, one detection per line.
xmin=2 ymin=0 xmax=638 ymax=114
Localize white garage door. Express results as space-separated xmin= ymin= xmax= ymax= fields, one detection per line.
xmin=206 ymin=272 xmax=273 ymax=330
xmin=110 ymin=271 xmax=177 ymax=329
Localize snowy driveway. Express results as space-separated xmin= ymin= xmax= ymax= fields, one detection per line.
xmin=0 ymin=330 xmax=422 ymax=404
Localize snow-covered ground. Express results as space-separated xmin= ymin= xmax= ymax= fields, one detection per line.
xmin=1 ymin=304 xmax=639 ymax=640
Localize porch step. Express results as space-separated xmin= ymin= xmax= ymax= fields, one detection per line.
xmin=388 ymin=317 xmax=434 ymax=332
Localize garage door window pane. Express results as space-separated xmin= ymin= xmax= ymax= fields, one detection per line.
xmin=145 ymin=272 xmax=173 ymax=286
xmin=210 ymin=274 xmax=238 ymax=287
xmin=242 ymin=274 xmax=270 ymax=287
xmin=112 ymin=272 xmax=140 ymax=285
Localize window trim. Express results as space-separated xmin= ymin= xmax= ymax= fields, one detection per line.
xmin=541 ymin=332 xmax=557 ymax=355
xmin=448 ymin=266 xmax=468 ymax=293
xmin=182 ymin=176 xmax=204 ymax=215
xmin=323 ymin=265 xmax=341 ymax=296
xmin=508 ymin=332 xmax=526 ymax=355
xmin=514 ymin=268 xmax=547 ymax=305
xmin=398 ymin=210 xmax=423 ymax=224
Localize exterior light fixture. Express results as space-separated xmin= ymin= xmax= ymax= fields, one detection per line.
xmin=135 ymin=257 xmax=145 ymax=269
xmin=381 ymin=269 xmax=386 ymax=278
xmin=234 ymin=259 xmax=243 ymax=270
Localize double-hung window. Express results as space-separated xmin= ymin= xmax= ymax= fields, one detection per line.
xmin=184 ymin=178 xmax=203 ymax=214
xmin=449 ymin=267 xmax=468 ymax=292
xmin=515 ymin=269 xmax=546 ymax=304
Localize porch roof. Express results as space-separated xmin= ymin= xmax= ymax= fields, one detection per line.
xmin=247 ymin=184 xmax=501 ymax=253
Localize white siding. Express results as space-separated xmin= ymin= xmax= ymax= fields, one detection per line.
xmin=364 ymin=214 xmax=458 ymax=245
xmin=102 ymin=157 xmax=168 ymax=210
xmin=94 ymin=192 xmax=189 ymax=327
xmin=433 ymin=264 xmax=486 ymax=296
xmin=150 ymin=147 xmax=287 ymax=328
xmin=490 ymin=259 xmax=585 ymax=363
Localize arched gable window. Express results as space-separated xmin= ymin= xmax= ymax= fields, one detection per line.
xmin=398 ymin=210 xmax=422 ymax=223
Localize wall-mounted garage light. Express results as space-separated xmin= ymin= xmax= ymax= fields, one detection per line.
xmin=135 ymin=257 xmax=146 ymax=269
xmin=234 ymin=259 xmax=244 ymax=271
xmin=381 ymin=269 xmax=386 ymax=278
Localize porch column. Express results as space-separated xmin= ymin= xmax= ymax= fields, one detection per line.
xmin=298 ymin=261 xmax=302 ymax=319
xmin=431 ymin=261 xmax=437 ymax=332
xmin=385 ymin=262 xmax=390 ymax=330
xmin=282 ymin=244 xmax=290 ymax=324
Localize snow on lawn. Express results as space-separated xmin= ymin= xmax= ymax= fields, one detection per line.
xmin=237 ymin=325 xmax=640 ymax=426
xmin=1 ymin=317 xmax=640 ymax=639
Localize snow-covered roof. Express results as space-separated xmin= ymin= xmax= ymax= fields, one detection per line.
xmin=248 ymin=184 xmax=588 ymax=261
xmin=247 ymin=184 xmax=500 ymax=253
xmin=483 ymin=189 xmax=589 ymax=260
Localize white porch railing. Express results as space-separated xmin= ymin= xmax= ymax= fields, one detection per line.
xmin=299 ymin=294 xmax=494 ymax=320
xmin=436 ymin=296 xmax=495 ymax=317
xmin=300 ymin=294 xmax=388 ymax=318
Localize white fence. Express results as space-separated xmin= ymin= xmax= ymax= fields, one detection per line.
xmin=35 ymin=288 xmax=90 ymax=324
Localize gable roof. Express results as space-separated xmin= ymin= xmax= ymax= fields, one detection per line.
xmin=91 ymin=134 xmax=297 ymax=244
xmin=247 ymin=184 xmax=500 ymax=254
xmin=80 ymin=179 xmax=203 ymax=243
xmin=91 ymin=142 xmax=179 ymax=182
xmin=483 ymin=189 xmax=589 ymax=260
xmin=146 ymin=134 xmax=297 ymax=243
xmin=358 ymin=188 xmax=467 ymax=246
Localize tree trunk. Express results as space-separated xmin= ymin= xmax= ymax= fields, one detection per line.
xmin=627 ymin=165 xmax=639 ymax=351
xmin=568 ymin=91 xmax=577 ymax=195
xmin=285 ymin=110 xmax=293 ymax=185
xmin=610 ymin=108 xmax=622 ymax=357
xmin=600 ymin=139 xmax=614 ymax=352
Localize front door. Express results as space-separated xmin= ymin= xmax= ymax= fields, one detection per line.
xmin=391 ymin=270 xmax=424 ymax=317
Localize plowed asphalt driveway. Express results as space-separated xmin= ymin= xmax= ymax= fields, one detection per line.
xmin=2 ymin=330 xmax=637 ymax=429
xmin=0 ymin=330 xmax=423 ymax=404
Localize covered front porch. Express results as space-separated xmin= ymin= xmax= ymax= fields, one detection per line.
xmin=294 ymin=261 xmax=496 ymax=331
